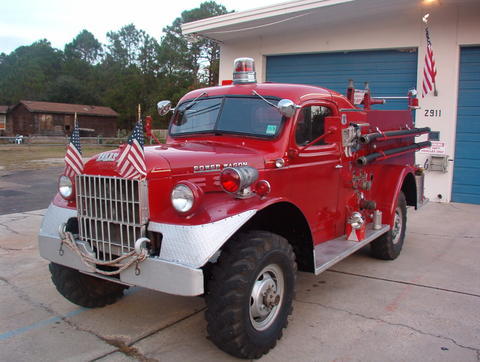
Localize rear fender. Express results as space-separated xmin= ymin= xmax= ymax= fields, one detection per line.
xmin=371 ymin=165 xmax=416 ymax=226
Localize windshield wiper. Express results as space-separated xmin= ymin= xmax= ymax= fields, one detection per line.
xmin=184 ymin=92 xmax=208 ymax=111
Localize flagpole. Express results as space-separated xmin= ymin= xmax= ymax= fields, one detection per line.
xmin=137 ymin=104 xmax=141 ymax=123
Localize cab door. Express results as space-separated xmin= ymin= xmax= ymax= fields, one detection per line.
xmin=287 ymin=102 xmax=343 ymax=243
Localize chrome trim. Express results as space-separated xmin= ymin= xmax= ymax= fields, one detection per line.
xmin=314 ymin=224 xmax=390 ymax=275
xmin=75 ymin=175 xmax=149 ymax=261
xmin=39 ymin=234 xmax=203 ymax=296
xmin=149 ymin=210 xmax=257 ymax=268
xmin=38 ymin=204 xmax=203 ymax=296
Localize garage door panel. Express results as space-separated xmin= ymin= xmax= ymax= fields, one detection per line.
xmin=455 ymin=133 xmax=480 ymax=143
xmin=458 ymin=93 xmax=479 ymax=106
xmin=451 ymin=190 xmax=480 ymax=205
xmin=452 ymin=46 xmax=480 ymax=204
xmin=267 ymin=49 xmax=418 ymax=111
xmin=454 ymin=159 xmax=480 ymax=169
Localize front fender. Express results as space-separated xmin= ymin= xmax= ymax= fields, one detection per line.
xmin=148 ymin=209 xmax=256 ymax=268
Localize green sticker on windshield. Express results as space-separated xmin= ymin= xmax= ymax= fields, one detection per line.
xmin=266 ymin=125 xmax=277 ymax=135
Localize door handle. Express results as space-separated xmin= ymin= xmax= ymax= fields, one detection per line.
xmin=335 ymin=164 xmax=343 ymax=169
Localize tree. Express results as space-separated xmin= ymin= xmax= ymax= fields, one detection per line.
xmin=0 ymin=39 xmax=63 ymax=104
xmin=64 ymin=30 xmax=103 ymax=64
xmin=159 ymin=1 xmax=230 ymax=88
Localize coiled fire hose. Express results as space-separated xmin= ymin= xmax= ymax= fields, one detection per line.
xmin=59 ymin=231 xmax=148 ymax=276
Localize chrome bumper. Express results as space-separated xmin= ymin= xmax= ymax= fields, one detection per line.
xmin=38 ymin=204 xmax=204 ymax=296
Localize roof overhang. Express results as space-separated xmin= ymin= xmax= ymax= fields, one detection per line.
xmin=182 ymin=0 xmax=354 ymax=40
xmin=182 ymin=0 xmax=473 ymax=42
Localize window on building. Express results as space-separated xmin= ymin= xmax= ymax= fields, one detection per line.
xmin=295 ymin=105 xmax=331 ymax=146
xmin=0 ymin=114 xmax=5 ymax=130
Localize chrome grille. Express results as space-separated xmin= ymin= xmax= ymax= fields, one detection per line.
xmin=76 ymin=175 xmax=149 ymax=261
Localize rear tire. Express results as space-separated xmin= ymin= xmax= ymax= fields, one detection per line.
xmin=205 ymin=230 xmax=297 ymax=359
xmin=49 ymin=263 xmax=127 ymax=308
xmin=370 ymin=191 xmax=407 ymax=260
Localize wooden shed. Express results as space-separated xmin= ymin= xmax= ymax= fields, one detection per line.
xmin=6 ymin=100 xmax=119 ymax=137
xmin=0 ymin=105 xmax=8 ymax=136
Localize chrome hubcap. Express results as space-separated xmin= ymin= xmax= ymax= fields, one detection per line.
xmin=392 ymin=207 xmax=403 ymax=244
xmin=249 ymin=264 xmax=284 ymax=331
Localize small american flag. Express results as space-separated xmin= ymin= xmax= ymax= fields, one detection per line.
xmin=116 ymin=120 xmax=147 ymax=179
xmin=64 ymin=114 xmax=84 ymax=177
xmin=422 ymin=15 xmax=438 ymax=98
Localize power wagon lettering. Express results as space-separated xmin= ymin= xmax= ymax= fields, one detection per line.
xmin=193 ymin=161 xmax=248 ymax=173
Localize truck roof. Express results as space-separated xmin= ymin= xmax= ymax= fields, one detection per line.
xmin=179 ymin=82 xmax=353 ymax=107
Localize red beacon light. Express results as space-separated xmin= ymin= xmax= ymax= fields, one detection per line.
xmin=220 ymin=166 xmax=259 ymax=197
xmin=233 ymin=57 xmax=256 ymax=84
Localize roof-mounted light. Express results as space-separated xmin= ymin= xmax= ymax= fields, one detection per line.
xmin=233 ymin=57 xmax=256 ymax=84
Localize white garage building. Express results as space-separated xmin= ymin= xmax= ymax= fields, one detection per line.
xmin=183 ymin=0 xmax=480 ymax=204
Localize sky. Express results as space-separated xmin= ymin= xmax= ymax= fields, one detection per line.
xmin=0 ymin=0 xmax=283 ymax=55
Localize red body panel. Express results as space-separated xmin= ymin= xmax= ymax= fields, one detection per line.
xmin=58 ymin=82 xmax=419 ymax=247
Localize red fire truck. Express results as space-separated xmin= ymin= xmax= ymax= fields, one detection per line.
xmin=39 ymin=58 xmax=429 ymax=359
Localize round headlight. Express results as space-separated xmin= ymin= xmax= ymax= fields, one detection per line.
xmin=58 ymin=175 xmax=74 ymax=200
xmin=171 ymin=183 xmax=195 ymax=213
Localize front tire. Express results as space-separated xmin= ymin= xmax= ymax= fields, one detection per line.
xmin=370 ymin=191 xmax=407 ymax=260
xmin=205 ymin=231 xmax=297 ymax=359
xmin=49 ymin=263 xmax=128 ymax=308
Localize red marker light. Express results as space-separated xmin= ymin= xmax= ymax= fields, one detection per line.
xmin=255 ymin=180 xmax=271 ymax=196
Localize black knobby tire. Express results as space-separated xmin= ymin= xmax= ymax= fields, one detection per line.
xmin=49 ymin=263 xmax=128 ymax=308
xmin=370 ymin=191 xmax=407 ymax=260
xmin=205 ymin=230 xmax=297 ymax=359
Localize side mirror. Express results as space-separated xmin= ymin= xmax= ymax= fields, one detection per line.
xmin=157 ymin=100 xmax=173 ymax=116
xmin=277 ymin=99 xmax=299 ymax=118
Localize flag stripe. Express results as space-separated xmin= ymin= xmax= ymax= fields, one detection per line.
xmin=115 ymin=121 xmax=146 ymax=180
xmin=422 ymin=26 xmax=437 ymax=98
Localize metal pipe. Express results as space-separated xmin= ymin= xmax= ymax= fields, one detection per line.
xmin=359 ymin=127 xmax=431 ymax=144
xmin=357 ymin=141 xmax=432 ymax=166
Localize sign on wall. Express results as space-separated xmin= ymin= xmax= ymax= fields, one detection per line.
xmin=419 ymin=141 xmax=446 ymax=155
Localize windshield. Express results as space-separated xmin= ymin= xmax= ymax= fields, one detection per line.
xmin=170 ymin=96 xmax=285 ymax=138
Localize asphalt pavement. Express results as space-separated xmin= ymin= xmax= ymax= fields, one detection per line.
xmin=0 ymin=166 xmax=62 ymax=215
xmin=0 ymin=202 xmax=479 ymax=361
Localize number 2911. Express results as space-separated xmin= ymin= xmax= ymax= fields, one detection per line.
xmin=424 ymin=109 xmax=441 ymax=117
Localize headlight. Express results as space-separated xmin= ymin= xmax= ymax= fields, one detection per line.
xmin=58 ymin=175 xmax=74 ymax=200
xmin=171 ymin=183 xmax=195 ymax=213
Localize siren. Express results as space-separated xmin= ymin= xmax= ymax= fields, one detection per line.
xmin=233 ymin=57 xmax=256 ymax=84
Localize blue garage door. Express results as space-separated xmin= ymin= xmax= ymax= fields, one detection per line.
xmin=452 ymin=46 xmax=480 ymax=204
xmin=266 ymin=49 xmax=418 ymax=110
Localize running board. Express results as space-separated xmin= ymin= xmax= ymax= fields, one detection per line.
xmin=314 ymin=224 xmax=390 ymax=275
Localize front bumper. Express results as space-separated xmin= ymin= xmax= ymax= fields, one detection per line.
xmin=38 ymin=204 xmax=204 ymax=296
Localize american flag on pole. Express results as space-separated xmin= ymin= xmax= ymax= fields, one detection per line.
xmin=64 ymin=113 xmax=84 ymax=177
xmin=422 ymin=14 xmax=438 ymax=98
xmin=116 ymin=120 xmax=147 ymax=179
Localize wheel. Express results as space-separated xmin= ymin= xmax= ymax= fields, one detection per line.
xmin=205 ymin=230 xmax=297 ymax=359
xmin=49 ymin=263 xmax=128 ymax=308
xmin=370 ymin=191 xmax=407 ymax=260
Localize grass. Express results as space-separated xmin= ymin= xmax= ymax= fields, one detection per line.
xmin=0 ymin=144 xmax=114 ymax=171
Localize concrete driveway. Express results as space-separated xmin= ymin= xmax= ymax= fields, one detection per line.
xmin=0 ymin=202 xmax=479 ymax=361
